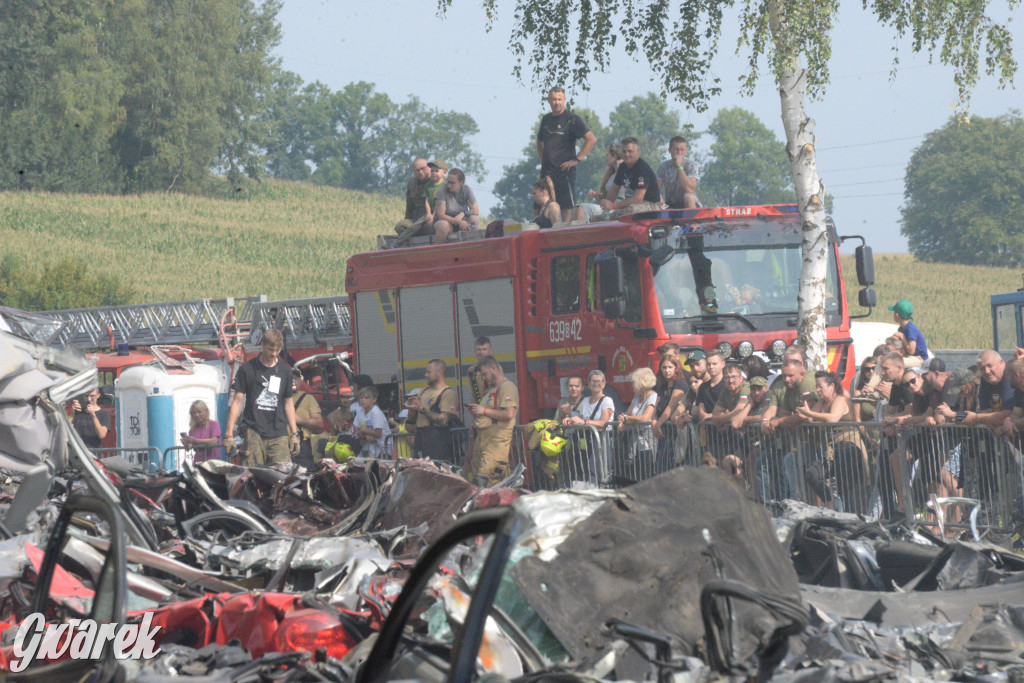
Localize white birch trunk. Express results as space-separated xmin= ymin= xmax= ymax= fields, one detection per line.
xmin=778 ymin=59 xmax=829 ymax=371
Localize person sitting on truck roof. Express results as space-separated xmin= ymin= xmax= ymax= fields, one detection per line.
xmin=433 ymin=168 xmax=480 ymax=243
xmin=393 ymin=157 xmax=432 ymax=243
xmin=599 ymin=137 xmax=663 ymax=217
xmin=426 ymin=159 xmax=448 ymax=212
xmin=531 ymin=177 xmax=561 ymax=229
xmin=656 ymin=136 xmax=701 ymax=209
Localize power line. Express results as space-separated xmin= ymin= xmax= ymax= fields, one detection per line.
xmin=827 ymin=177 xmax=904 ymax=188
xmin=832 ymin=191 xmax=904 ymax=199
xmin=819 ymin=161 xmax=906 ymax=173
xmin=818 ymin=135 xmax=924 ymax=151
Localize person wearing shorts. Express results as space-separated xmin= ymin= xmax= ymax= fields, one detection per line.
xmin=536 ymin=87 xmax=596 ymax=222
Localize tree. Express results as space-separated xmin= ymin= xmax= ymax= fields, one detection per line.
xmin=263 ymin=79 xmax=485 ymax=195
xmin=607 ymin=93 xmax=685 ymax=164
xmin=700 ymin=107 xmax=796 ymax=207
xmin=440 ymin=0 xmax=1017 ymax=369
xmin=901 ymin=111 xmax=1024 ymax=266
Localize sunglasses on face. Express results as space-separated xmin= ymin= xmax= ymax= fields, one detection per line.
xmin=904 ymin=377 xmax=920 ymax=386
xmin=862 ymin=365 xmax=875 ymax=372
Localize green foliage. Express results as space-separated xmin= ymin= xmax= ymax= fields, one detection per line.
xmin=607 ymin=93 xmax=686 ymax=163
xmin=0 ymin=254 xmax=135 ymax=311
xmin=0 ymin=0 xmax=280 ymax=194
xmin=901 ymin=111 xmax=1024 ymax=266
xmin=263 ymin=78 xmax=485 ymax=195
xmin=445 ymin=0 xmax=1017 ymax=113
xmin=699 ymin=107 xmax=796 ymax=207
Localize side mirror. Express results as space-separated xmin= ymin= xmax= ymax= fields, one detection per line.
xmin=649 ymin=244 xmax=675 ymax=267
xmin=855 ymin=245 xmax=875 ymax=286
xmin=858 ymin=287 xmax=877 ymax=308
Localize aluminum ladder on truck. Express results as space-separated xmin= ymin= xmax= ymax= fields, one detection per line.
xmin=248 ymin=296 xmax=352 ymax=350
xmin=39 ymin=296 xmax=268 ymax=351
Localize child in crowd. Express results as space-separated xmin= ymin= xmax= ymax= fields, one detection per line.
xmin=351 ymin=385 xmax=390 ymax=458
xmin=889 ymin=299 xmax=929 ymax=367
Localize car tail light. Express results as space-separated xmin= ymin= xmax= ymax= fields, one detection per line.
xmin=274 ymin=609 xmax=357 ymax=660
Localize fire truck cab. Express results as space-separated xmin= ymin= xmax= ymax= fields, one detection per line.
xmin=346 ymin=205 xmax=876 ymax=423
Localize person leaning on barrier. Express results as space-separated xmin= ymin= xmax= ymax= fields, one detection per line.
xmin=555 ymin=375 xmax=586 ymax=421
xmin=653 ymin=355 xmax=687 ymax=440
xmin=673 ymin=372 xmax=704 ymax=428
xmin=709 ymin=363 xmax=751 ymax=472
xmin=757 ymin=358 xmax=817 ymax=501
xmin=794 ymin=371 xmax=870 ymax=513
xmin=616 ymin=368 xmax=659 ymax=481
xmin=466 ymin=355 xmax=519 ymax=487
xmin=405 ymin=359 xmax=460 ymax=463
xmin=695 ymin=349 xmax=726 ymax=421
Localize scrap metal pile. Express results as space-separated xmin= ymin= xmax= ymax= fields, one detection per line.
xmin=2 ymin=308 xmax=1024 ymax=681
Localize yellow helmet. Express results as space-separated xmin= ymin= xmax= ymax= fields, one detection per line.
xmin=540 ymin=429 xmax=566 ymax=459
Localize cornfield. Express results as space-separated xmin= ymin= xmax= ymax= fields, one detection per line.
xmin=0 ymin=180 xmax=401 ymax=302
xmin=840 ymin=253 xmax=1021 ymax=350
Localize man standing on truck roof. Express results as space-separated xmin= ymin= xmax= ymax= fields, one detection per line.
xmin=467 ymin=355 xmax=519 ymax=487
xmin=537 ymin=87 xmax=597 ymax=222
xmin=225 ymin=329 xmax=301 ymax=466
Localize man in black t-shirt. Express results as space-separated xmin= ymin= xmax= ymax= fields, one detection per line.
xmin=536 ymin=87 xmax=596 ymax=222
xmin=225 ymin=329 xmax=300 ymax=466
xmin=599 ymin=137 xmax=662 ymax=216
xmin=71 ymin=389 xmax=110 ymax=450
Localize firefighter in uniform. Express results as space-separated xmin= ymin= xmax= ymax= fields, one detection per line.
xmin=467 ymin=355 xmax=519 ymax=487
xmin=467 ymin=336 xmax=491 ymax=404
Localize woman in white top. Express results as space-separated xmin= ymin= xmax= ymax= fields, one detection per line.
xmin=615 ymin=367 xmax=658 ymax=484
xmin=563 ymin=369 xmax=615 ymax=484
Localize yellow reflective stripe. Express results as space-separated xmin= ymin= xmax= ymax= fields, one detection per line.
xmin=525 ymin=346 xmax=592 ymax=359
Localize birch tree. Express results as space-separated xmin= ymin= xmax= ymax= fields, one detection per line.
xmin=439 ymin=0 xmax=1017 ymax=369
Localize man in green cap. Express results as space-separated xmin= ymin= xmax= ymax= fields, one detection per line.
xmin=888 ymin=299 xmax=929 ymax=368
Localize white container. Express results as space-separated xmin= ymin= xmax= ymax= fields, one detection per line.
xmin=115 ymin=363 xmax=227 ymax=471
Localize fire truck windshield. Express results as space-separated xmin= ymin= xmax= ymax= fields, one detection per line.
xmin=651 ymin=220 xmax=842 ymax=331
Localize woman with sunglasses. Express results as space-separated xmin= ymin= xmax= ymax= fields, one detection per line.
xmin=795 ymin=372 xmax=870 ymax=513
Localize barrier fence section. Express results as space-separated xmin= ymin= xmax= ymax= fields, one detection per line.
xmin=384 ymin=419 xmax=1023 ymax=539
xmin=92 ymin=446 xmax=160 ymax=472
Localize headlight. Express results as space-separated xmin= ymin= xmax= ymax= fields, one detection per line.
xmin=737 ymin=340 xmax=754 ymax=358
xmin=770 ymin=339 xmax=787 ymax=358
xmin=717 ymin=341 xmax=734 ymax=358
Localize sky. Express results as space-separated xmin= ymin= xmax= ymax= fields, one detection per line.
xmin=273 ymin=0 xmax=1021 ymax=254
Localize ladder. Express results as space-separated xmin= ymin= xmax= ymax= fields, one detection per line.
xmin=40 ymin=297 xmax=266 ymax=350
xmin=39 ymin=294 xmax=352 ymax=352
xmin=249 ymin=296 xmax=352 ymax=350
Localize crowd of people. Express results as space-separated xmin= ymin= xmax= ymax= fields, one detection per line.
xmin=391 ymin=86 xmax=701 ymax=245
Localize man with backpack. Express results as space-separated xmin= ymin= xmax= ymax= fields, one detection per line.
xmin=405 ymin=358 xmax=461 ymax=463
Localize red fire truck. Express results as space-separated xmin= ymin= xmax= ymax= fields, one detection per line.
xmin=346 ymin=204 xmax=876 ymax=423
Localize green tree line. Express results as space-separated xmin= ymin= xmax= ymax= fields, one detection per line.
xmin=0 ymin=0 xmax=482 ymax=196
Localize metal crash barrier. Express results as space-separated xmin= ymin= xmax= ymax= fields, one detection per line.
xmin=92 ymin=446 xmax=160 ymax=472
xmin=373 ymin=417 xmax=1024 ymax=538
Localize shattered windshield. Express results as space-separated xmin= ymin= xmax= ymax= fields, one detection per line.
xmin=652 ymin=220 xmax=842 ymax=321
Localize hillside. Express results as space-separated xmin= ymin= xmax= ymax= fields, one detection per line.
xmin=840 ymin=253 xmax=1019 ymax=350
xmin=0 ymin=181 xmax=400 ymax=302
xmin=1 ymin=183 xmax=1015 ymax=349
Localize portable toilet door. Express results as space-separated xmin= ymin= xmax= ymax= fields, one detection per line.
xmin=115 ymin=363 xmax=222 ymax=471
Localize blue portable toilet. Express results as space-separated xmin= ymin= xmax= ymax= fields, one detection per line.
xmin=115 ymin=363 xmax=226 ymax=471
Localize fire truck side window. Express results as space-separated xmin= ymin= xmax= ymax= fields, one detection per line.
xmin=622 ymin=257 xmax=642 ymax=323
xmin=586 ymin=254 xmax=599 ymax=311
xmin=551 ymin=256 xmax=581 ymax=315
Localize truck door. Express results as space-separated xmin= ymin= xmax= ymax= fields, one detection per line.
xmin=354 ymin=289 xmax=400 ymax=385
xmin=397 ymin=284 xmax=459 ymax=394
xmin=455 ymin=279 xmax=518 ymax=416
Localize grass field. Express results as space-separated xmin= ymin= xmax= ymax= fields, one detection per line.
xmin=0 ymin=183 xmax=1016 ymax=349
xmin=0 ymin=180 xmax=398 ymax=302
xmin=840 ymin=252 xmax=1020 ymax=349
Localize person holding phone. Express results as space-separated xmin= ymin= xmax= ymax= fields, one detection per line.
xmin=70 ymin=389 xmax=109 ymax=450
xmin=181 ymin=400 xmax=222 ymax=463
xmin=755 ymin=358 xmax=817 ymax=502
